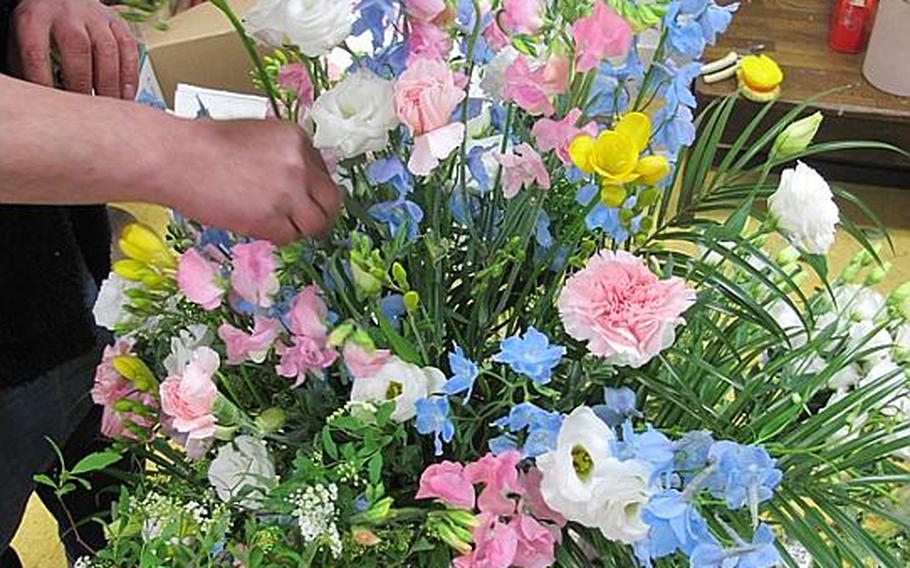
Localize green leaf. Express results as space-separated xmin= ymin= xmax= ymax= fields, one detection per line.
xmin=321 ymin=427 xmax=339 ymax=460
xmin=33 ymin=473 xmax=57 ymax=489
xmin=71 ymin=451 xmax=123 ymax=475
xmin=368 ymin=453 xmax=383 ymax=485
xmin=377 ymin=312 xmax=424 ymax=365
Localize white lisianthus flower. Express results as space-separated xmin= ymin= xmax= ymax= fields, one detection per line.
xmin=537 ymin=406 xmax=653 ymax=543
xmin=349 ymin=356 xmax=446 ymax=421
xmin=847 ymin=321 xmax=894 ymax=365
xmin=310 ymin=69 xmax=399 ymax=160
xmin=863 ymin=358 xmax=906 ymax=398
xmin=767 ymin=161 xmax=839 ymax=255
xmin=92 ymin=273 xmax=134 ymax=330
xmin=827 ymin=363 xmax=862 ymax=390
xmin=164 ymin=324 xmax=214 ymax=376
xmin=833 ymin=284 xmax=885 ymax=322
xmin=767 ymin=299 xmax=807 ymax=348
xmin=244 ymin=0 xmax=353 ymax=57
xmin=208 ymin=436 xmax=277 ymax=510
xmin=894 ymin=324 xmax=910 ymax=363
xmin=481 ymin=46 xmax=519 ymax=100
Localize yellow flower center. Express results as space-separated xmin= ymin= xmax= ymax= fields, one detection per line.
xmin=386 ymin=381 xmax=404 ymax=400
xmin=571 ymin=445 xmax=594 ymax=480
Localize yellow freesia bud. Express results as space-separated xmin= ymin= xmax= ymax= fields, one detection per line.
xmin=113 ymin=259 xmax=149 ymax=282
xmin=635 ymin=154 xmax=671 ymax=185
xmin=600 ymin=183 xmax=628 ymax=208
xmin=591 ymin=131 xmax=640 ymax=184
xmin=614 ymin=112 xmax=652 ymax=154
xmin=568 ymin=135 xmax=596 ymax=174
xmin=111 ymin=355 xmax=157 ymax=391
xmin=118 ymin=224 xmax=175 ymax=269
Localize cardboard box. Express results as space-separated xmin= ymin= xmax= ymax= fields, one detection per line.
xmin=140 ymin=0 xmax=260 ymax=108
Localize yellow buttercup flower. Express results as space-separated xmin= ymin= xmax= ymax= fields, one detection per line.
xmin=635 ymin=154 xmax=671 ymax=186
xmin=614 ymin=112 xmax=651 ymax=154
xmin=591 ymin=131 xmax=640 ymax=184
xmin=568 ymin=135 xmax=596 ymax=174
xmin=118 ymin=223 xmax=176 ymax=269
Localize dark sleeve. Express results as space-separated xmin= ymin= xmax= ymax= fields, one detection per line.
xmin=0 ymin=0 xmax=16 ymax=75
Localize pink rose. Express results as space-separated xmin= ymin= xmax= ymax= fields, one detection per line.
xmin=277 ymin=63 xmax=314 ymax=106
xmin=571 ymin=3 xmax=632 ymax=72
xmin=455 ymin=513 xmax=519 ymax=568
xmin=275 ymin=336 xmax=338 ymax=387
xmin=493 ymin=143 xmax=550 ymax=199
xmin=218 ymin=316 xmax=281 ymax=364
xmin=531 ymin=108 xmax=598 ymax=164
xmin=342 ymin=342 xmax=392 ymax=379
xmin=416 ymin=461 xmax=476 ymax=509
xmin=287 ymin=285 xmax=329 ymax=339
xmin=231 ymin=241 xmax=279 ymax=309
xmin=502 ymin=54 xmax=569 ymax=117
xmin=394 ymin=57 xmax=466 ymax=175
xmin=159 ymin=346 xmax=220 ymax=440
xmin=464 ymin=450 xmax=523 ymax=515
xmin=177 ymin=248 xmax=223 ymax=311
xmin=407 ymin=21 xmax=452 ymax=63
xmin=557 ymin=251 xmax=696 ymax=367
xmin=405 ymin=0 xmax=446 ymax=22
xmin=510 ymin=513 xmax=558 ymax=568
xmin=501 ymin=0 xmax=543 ymax=35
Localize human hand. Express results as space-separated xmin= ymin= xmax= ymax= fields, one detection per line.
xmin=165 ymin=119 xmax=342 ymax=245
xmin=7 ymin=0 xmax=139 ymax=99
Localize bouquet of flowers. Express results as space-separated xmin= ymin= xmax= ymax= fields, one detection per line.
xmin=70 ymin=0 xmax=910 ymax=566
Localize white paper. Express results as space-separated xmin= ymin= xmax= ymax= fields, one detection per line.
xmin=173 ymin=83 xmax=270 ymax=120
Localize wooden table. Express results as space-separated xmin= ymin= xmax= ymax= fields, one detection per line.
xmin=696 ymin=0 xmax=910 ymax=186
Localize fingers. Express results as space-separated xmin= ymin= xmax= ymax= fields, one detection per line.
xmin=289 ymin=191 xmax=334 ymax=238
xmin=12 ymin=5 xmax=53 ymax=87
xmin=109 ymin=17 xmax=138 ymax=99
xmin=308 ymin=173 xmax=342 ymax=225
xmin=86 ymin=20 xmax=119 ymax=98
xmin=258 ymin=218 xmax=300 ymax=246
xmin=52 ymin=21 xmax=92 ymax=93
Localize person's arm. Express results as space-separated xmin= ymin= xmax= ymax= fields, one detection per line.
xmin=0 ymin=74 xmax=341 ymax=243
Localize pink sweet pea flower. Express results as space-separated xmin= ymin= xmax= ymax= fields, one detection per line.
xmin=502 ymin=54 xmax=568 ymax=117
xmin=407 ymin=21 xmax=452 ymax=63
xmin=342 ymin=342 xmax=392 ymax=379
xmin=571 ymin=3 xmax=632 ymax=72
xmin=510 ymin=513 xmax=558 ymax=568
xmin=395 ymin=57 xmax=466 ymax=175
xmin=277 ymin=63 xmax=314 ymax=107
xmin=464 ymin=450 xmax=523 ymax=515
xmin=231 ymin=241 xmax=280 ymax=309
xmin=454 ymin=513 xmax=519 ymax=568
xmin=218 ymin=316 xmax=281 ymax=364
xmin=531 ymin=108 xmax=598 ymax=164
xmin=287 ymin=285 xmax=329 ymax=339
xmin=405 ymin=0 xmax=446 ymax=22
xmin=483 ymin=19 xmax=510 ymax=52
xmin=177 ymin=248 xmax=223 ymax=311
xmin=501 ymin=0 xmax=543 ymax=34
xmin=493 ymin=143 xmax=551 ymax=199
xmin=275 ymin=336 xmax=338 ymax=387
xmin=416 ymin=461 xmax=476 ymax=509
xmin=518 ymin=467 xmax=566 ymax=528
xmin=159 ymin=346 xmax=220 ymax=441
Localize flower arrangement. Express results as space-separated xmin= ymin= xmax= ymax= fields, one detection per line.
xmin=74 ymin=0 xmax=910 ymax=566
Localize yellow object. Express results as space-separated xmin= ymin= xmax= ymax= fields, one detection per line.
xmin=118 ymin=223 xmax=175 ymax=268
xmin=112 ymin=258 xmax=150 ymax=281
xmin=591 ymin=131 xmax=640 ymax=184
xmin=635 ymin=155 xmax=671 ymax=186
xmin=613 ymin=112 xmax=651 ymax=154
xmin=600 ymin=183 xmax=628 ymax=208
xmin=737 ymin=54 xmax=783 ymax=102
xmin=568 ymin=135 xmax=597 ymax=174
xmin=109 ymin=202 xmax=171 ymax=237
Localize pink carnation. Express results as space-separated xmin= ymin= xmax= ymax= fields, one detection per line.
xmin=531 ymin=108 xmax=598 ymax=164
xmin=231 ymin=241 xmax=279 ymax=309
xmin=218 ymin=316 xmax=280 ymax=364
xmin=416 ymin=461 xmax=476 ymax=509
xmin=493 ymin=143 xmax=550 ymax=199
xmin=502 ymin=54 xmax=569 ymax=117
xmin=571 ymin=3 xmax=632 ymax=72
xmin=455 ymin=513 xmax=519 ymax=568
xmin=501 ymin=0 xmax=543 ymax=35
xmin=557 ymin=251 xmax=696 ymax=367
xmin=405 ymin=0 xmax=446 ymax=22
xmin=159 ymin=346 xmax=220 ymax=440
xmin=394 ymin=57 xmax=466 ymax=175
xmin=287 ymin=285 xmax=329 ymax=339
xmin=177 ymin=248 xmax=223 ymax=311
xmin=275 ymin=336 xmax=338 ymax=387
xmin=510 ymin=513 xmax=558 ymax=568
xmin=343 ymin=342 xmax=392 ymax=379
xmin=277 ymin=63 xmax=314 ymax=107
xmin=464 ymin=450 xmax=524 ymax=515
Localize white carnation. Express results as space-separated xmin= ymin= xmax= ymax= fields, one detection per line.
xmin=481 ymin=46 xmax=519 ymax=100
xmin=349 ymin=356 xmax=446 ymax=421
xmin=92 ymin=273 xmax=134 ymax=330
xmin=767 ymin=161 xmax=839 ymax=255
xmin=244 ymin=0 xmax=354 ymax=56
xmin=310 ymin=69 xmax=399 ymax=159
xmin=208 ymin=436 xmax=277 ymax=510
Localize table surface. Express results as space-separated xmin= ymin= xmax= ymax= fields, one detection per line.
xmin=698 ymin=0 xmax=910 ymax=122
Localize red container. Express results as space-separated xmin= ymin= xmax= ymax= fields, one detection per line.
xmin=830 ymin=0 xmax=879 ymax=53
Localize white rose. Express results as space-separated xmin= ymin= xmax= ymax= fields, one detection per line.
xmin=349 ymin=356 xmax=446 ymax=422
xmin=767 ymin=161 xmax=839 ymax=255
xmin=164 ymin=325 xmax=214 ymax=376
xmin=310 ymin=69 xmax=399 ymax=159
xmin=208 ymin=436 xmax=277 ymax=510
xmin=481 ymin=46 xmax=519 ymax=100
xmin=92 ymin=273 xmax=134 ymax=330
xmin=244 ymin=0 xmax=353 ymax=57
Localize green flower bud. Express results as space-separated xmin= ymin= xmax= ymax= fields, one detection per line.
xmin=857 ymin=244 xmax=882 ymax=267
xmin=351 ymin=262 xmax=383 ymax=295
xmin=112 ymin=356 xmax=158 ymax=393
xmin=445 ymin=509 xmax=481 ymax=529
xmin=637 ymin=187 xmax=661 ymax=208
xmin=864 ymin=261 xmax=892 ymax=286
xmin=350 ymin=328 xmax=376 ymax=350
xmin=638 ymin=215 xmax=654 ymax=232
xmin=392 ymin=262 xmax=409 ymax=291
xmin=327 ymin=322 xmax=355 ymax=348
xmin=433 ymin=521 xmax=473 ymax=554
xmin=113 ymin=399 xmax=135 ymax=413
xmin=771 ymin=111 xmax=823 ymax=160
xmin=361 ymin=496 xmax=394 ymax=523
xmin=213 ymin=395 xmax=241 ymax=426
xmin=214 ymin=425 xmax=238 ymax=441
xmin=840 ymin=261 xmax=862 ymax=284
xmin=889 ymin=281 xmax=910 ymax=319
xmin=255 ymin=407 xmax=286 ymax=433
xmin=403 ymin=290 xmax=420 ymax=313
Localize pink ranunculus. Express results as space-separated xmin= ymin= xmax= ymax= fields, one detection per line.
xmin=177 ymin=248 xmax=223 ymax=311
xmin=483 ymin=19 xmax=510 ymax=52
xmin=571 ymin=3 xmax=632 ymax=72
xmin=275 ymin=336 xmax=338 ymax=387
xmin=557 ymin=251 xmax=697 ymax=367
xmin=230 ymin=241 xmax=280 ymax=309
xmin=464 ymin=450 xmax=523 ymax=516
xmin=455 ymin=513 xmax=519 ymax=568
xmin=518 ymin=467 xmax=566 ymax=528
xmin=218 ymin=316 xmax=281 ymax=365
xmin=493 ymin=143 xmax=551 ymax=199
xmin=287 ymin=285 xmax=329 ymax=339
xmin=342 ymin=342 xmax=392 ymax=379
xmin=416 ymin=461 xmax=476 ymax=509
xmin=501 ymin=0 xmax=543 ymax=35
xmin=531 ymin=108 xmax=598 ymax=165
xmin=395 ymin=57 xmax=466 ymax=175
xmin=405 ymin=0 xmax=446 ymax=22
xmin=407 ymin=21 xmax=452 ymax=63
xmin=159 ymin=346 xmax=220 ymax=440
xmin=277 ymin=63 xmax=314 ymax=107
xmin=502 ymin=55 xmax=568 ymax=117
xmin=510 ymin=513 xmax=558 ymax=568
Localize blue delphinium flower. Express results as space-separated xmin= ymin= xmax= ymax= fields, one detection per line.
xmin=620 ymin=422 xmax=677 ymax=480
xmin=415 ymin=396 xmax=455 ymax=456
xmin=576 ymin=183 xmax=633 ymax=242
xmin=664 ymin=1 xmax=739 ymax=59
xmin=366 ymin=156 xmax=413 ymax=197
xmin=466 ymin=145 xmax=492 ymax=191
xmin=489 ymin=434 xmax=519 ymax=455
xmin=705 ymin=441 xmax=783 ymax=519
xmin=594 ymin=386 xmax=642 ymax=427
xmin=380 ymin=294 xmax=406 ymax=330
xmin=368 ymin=199 xmax=424 ymax=241
xmin=492 ymin=327 xmax=566 ymax=385
xmin=657 ymin=59 xmax=703 ymax=109
xmin=652 ymin=104 xmax=696 ymax=152
xmin=674 ymin=430 xmax=714 ymax=481
xmin=690 ymin=523 xmax=781 ymax=568
xmin=534 ymin=211 xmax=554 ymax=249
xmin=352 ymin=0 xmax=397 ymax=50
xmin=492 ymin=402 xmax=563 ymax=458
xmin=360 ymin=41 xmax=408 ymax=79
xmin=634 ymin=490 xmax=717 ymax=566
xmin=443 ymin=345 xmax=479 ymax=402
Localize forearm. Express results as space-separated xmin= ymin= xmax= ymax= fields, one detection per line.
xmin=0 ymin=73 xmax=187 ymax=206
